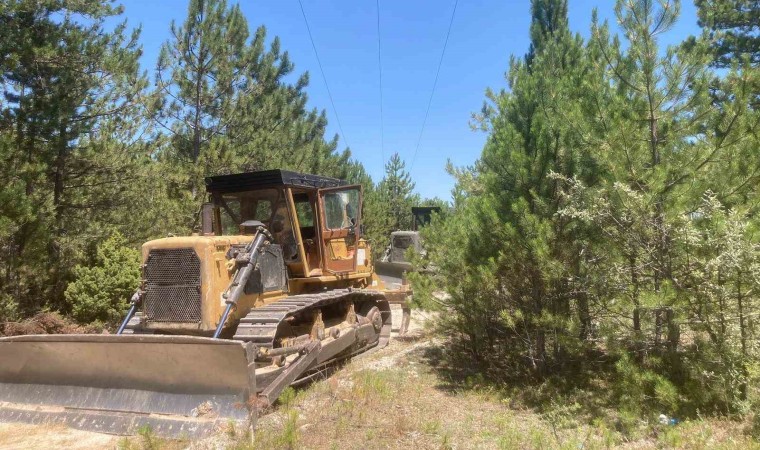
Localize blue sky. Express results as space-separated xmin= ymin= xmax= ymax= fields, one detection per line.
xmin=120 ymin=0 xmax=701 ymax=200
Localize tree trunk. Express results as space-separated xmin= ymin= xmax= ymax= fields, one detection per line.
xmin=47 ymin=123 xmax=69 ymax=307
xmin=630 ymin=254 xmax=641 ymax=332
xmin=578 ymin=293 xmax=591 ymax=340
xmin=737 ymin=272 xmax=748 ymax=401
xmin=532 ymin=269 xmax=547 ymax=376
xmin=53 ymin=124 xmax=67 ymax=235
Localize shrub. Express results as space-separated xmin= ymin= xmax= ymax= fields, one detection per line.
xmin=614 ymin=354 xmax=680 ymax=417
xmin=64 ymin=232 xmax=140 ymax=326
xmin=0 ymin=293 xmax=19 ymax=323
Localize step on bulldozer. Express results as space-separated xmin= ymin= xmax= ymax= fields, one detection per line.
xmin=0 ymin=170 xmax=411 ymax=437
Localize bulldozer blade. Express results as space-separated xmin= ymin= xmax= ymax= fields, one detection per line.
xmin=0 ymin=334 xmax=256 ymax=438
xmin=374 ymin=260 xmax=410 ymax=288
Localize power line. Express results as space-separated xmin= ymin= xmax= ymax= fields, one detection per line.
xmin=410 ymin=0 xmax=458 ymax=172
xmin=297 ymin=0 xmax=350 ymax=149
xmin=376 ymin=0 xmax=386 ymax=169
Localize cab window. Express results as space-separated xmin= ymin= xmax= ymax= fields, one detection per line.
xmin=393 ymin=235 xmax=413 ymax=249
xmin=323 ymin=188 xmax=359 ymax=230
xmin=215 ymin=189 xmax=280 ymax=235
xmin=219 ymin=198 xmax=241 ymax=235
xmin=295 ymin=200 xmax=314 ymax=227
xmin=254 ymin=200 xmax=272 ymax=221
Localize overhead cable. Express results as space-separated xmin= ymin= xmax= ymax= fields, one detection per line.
xmin=376 ymin=0 xmax=386 ymax=168
xmin=297 ymin=0 xmax=350 ymax=149
xmin=410 ymin=0 xmax=459 ymax=172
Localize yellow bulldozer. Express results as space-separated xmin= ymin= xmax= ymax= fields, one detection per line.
xmin=0 ymin=169 xmax=411 ymax=437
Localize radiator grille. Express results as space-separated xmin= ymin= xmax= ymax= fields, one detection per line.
xmin=143 ymin=248 xmax=202 ymax=323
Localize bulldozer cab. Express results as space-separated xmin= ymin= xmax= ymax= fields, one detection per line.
xmin=205 ymin=170 xmax=364 ymax=278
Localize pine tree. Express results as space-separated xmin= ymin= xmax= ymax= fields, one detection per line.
xmin=378 ymin=153 xmax=417 ymax=231
xmin=690 ymin=1 xmax=760 ymax=113
xmin=0 ymin=0 xmax=147 ymax=312
xmin=422 ymin=0 xmax=593 ymax=377
xmin=554 ymin=0 xmax=760 ymax=412
xmin=409 ymin=0 xmax=760 ymax=418
xmin=526 ymin=0 xmax=568 ymax=65
xmin=154 ymin=0 xmax=249 ymax=200
xmin=155 ymin=0 xmax=353 ymax=226
xmin=577 ymin=0 xmax=715 ymax=339
xmin=695 ymin=0 xmax=760 ymax=68
xmin=230 ymin=35 xmax=351 ymax=178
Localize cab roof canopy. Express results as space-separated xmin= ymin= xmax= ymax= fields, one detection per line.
xmin=205 ymin=169 xmax=347 ymax=194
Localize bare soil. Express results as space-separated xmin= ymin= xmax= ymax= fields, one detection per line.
xmin=1 ymin=312 xmax=101 ymax=336
xmin=0 ymin=423 xmax=118 ymax=450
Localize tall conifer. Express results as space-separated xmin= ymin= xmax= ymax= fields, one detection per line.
xmin=378 ymin=153 xmax=417 ymax=231
xmin=0 ymin=0 xmax=147 ymax=311
xmin=695 ymin=0 xmax=760 ymax=67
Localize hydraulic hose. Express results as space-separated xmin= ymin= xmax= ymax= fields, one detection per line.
xmin=117 ymin=290 xmax=143 ymax=335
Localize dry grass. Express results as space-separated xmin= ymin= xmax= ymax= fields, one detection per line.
xmin=2 ymin=310 xmax=758 ymax=449
xmin=245 ymin=353 xmax=590 ymax=449
xmin=1 ymin=311 xmax=101 ymax=336
xmin=227 ymin=319 xmax=760 ymax=450
xmin=118 ymin=426 xmax=189 ymax=450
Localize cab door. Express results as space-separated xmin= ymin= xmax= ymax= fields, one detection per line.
xmin=317 ymin=185 xmax=362 ymax=274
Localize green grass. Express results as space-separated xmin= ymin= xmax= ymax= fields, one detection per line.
xmin=116 ymin=425 xmax=186 ymax=450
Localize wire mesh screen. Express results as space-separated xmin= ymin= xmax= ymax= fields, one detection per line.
xmin=143 ymin=248 xmax=202 ymax=323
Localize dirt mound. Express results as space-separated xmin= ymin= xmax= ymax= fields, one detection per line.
xmin=1 ymin=312 xmax=101 ymax=336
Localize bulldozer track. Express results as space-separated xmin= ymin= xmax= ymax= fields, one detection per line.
xmin=232 ymin=288 xmax=388 ymax=350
